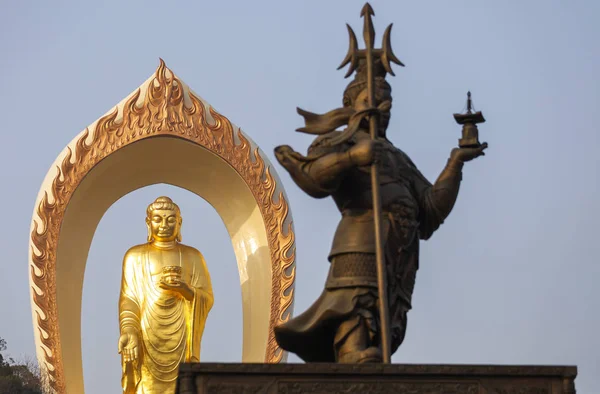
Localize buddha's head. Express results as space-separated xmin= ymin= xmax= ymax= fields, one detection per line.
xmin=146 ymin=196 xmax=182 ymax=243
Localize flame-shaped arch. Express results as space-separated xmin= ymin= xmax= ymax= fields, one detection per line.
xmin=29 ymin=60 xmax=295 ymax=393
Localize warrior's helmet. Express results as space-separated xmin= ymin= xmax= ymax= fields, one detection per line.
xmin=342 ymin=59 xmax=392 ymax=108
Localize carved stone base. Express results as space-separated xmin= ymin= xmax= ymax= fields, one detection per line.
xmin=175 ymin=363 xmax=577 ymax=394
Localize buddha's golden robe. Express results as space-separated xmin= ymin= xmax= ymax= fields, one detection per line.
xmin=119 ymin=243 xmax=213 ymax=394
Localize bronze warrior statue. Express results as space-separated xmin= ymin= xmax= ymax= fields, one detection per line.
xmin=273 ymin=5 xmax=487 ymax=364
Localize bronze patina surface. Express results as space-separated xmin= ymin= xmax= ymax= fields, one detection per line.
xmin=454 ymin=91 xmax=486 ymax=148
xmin=273 ymin=3 xmax=487 ymax=364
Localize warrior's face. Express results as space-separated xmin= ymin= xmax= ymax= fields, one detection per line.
xmin=343 ymin=75 xmax=392 ymax=137
xmin=349 ymin=87 xmax=392 ymax=137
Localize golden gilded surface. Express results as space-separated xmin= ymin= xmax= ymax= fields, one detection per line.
xmin=118 ymin=196 xmax=213 ymax=394
xmin=29 ymin=59 xmax=295 ymax=393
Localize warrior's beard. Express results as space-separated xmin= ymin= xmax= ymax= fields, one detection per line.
xmin=367 ymin=112 xmax=390 ymax=136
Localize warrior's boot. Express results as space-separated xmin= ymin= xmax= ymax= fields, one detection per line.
xmin=334 ymin=316 xmax=383 ymax=363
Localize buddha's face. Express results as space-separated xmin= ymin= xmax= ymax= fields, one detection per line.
xmin=147 ymin=209 xmax=181 ymax=242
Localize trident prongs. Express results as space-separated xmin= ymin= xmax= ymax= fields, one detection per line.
xmin=337 ymin=24 xmax=359 ymax=78
xmin=381 ymin=24 xmax=404 ymax=76
xmin=337 ymin=3 xmax=405 ymax=79
xmin=361 ymin=3 xmax=375 ymax=49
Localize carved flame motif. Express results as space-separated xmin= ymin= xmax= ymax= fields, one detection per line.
xmin=30 ymin=59 xmax=295 ymax=392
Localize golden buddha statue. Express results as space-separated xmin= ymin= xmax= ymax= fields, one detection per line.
xmin=118 ymin=196 xmax=214 ymax=394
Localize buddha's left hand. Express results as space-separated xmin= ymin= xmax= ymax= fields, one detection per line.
xmin=159 ymin=280 xmax=194 ymax=301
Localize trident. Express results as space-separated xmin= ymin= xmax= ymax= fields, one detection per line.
xmin=338 ymin=3 xmax=403 ymax=363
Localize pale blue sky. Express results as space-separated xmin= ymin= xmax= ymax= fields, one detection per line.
xmin=1 ymin=1 xmax=598 ymax=393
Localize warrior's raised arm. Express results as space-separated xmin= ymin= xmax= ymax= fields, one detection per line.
xmin=273 ymin=3 xmax=487 ymax=365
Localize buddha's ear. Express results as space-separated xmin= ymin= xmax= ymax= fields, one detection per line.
xmin=176 ymin=217 xmax=182 ymax=242
xmin=146 ymin=217 xmax=153 ymax=242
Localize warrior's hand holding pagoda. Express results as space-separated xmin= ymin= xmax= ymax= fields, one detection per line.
xmin=273 ymin=4 xmax=486 ymax=364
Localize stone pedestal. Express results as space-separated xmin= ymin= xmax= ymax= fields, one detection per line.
xmin=176 ymin=363 xmax=576 ymax=393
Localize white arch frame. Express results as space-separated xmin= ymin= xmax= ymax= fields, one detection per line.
xmin=28 ymin=61 xmax=295 ymax=393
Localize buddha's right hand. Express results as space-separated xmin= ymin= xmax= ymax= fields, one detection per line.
xmin=118 ymin=331 xmax=139 ymax=363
